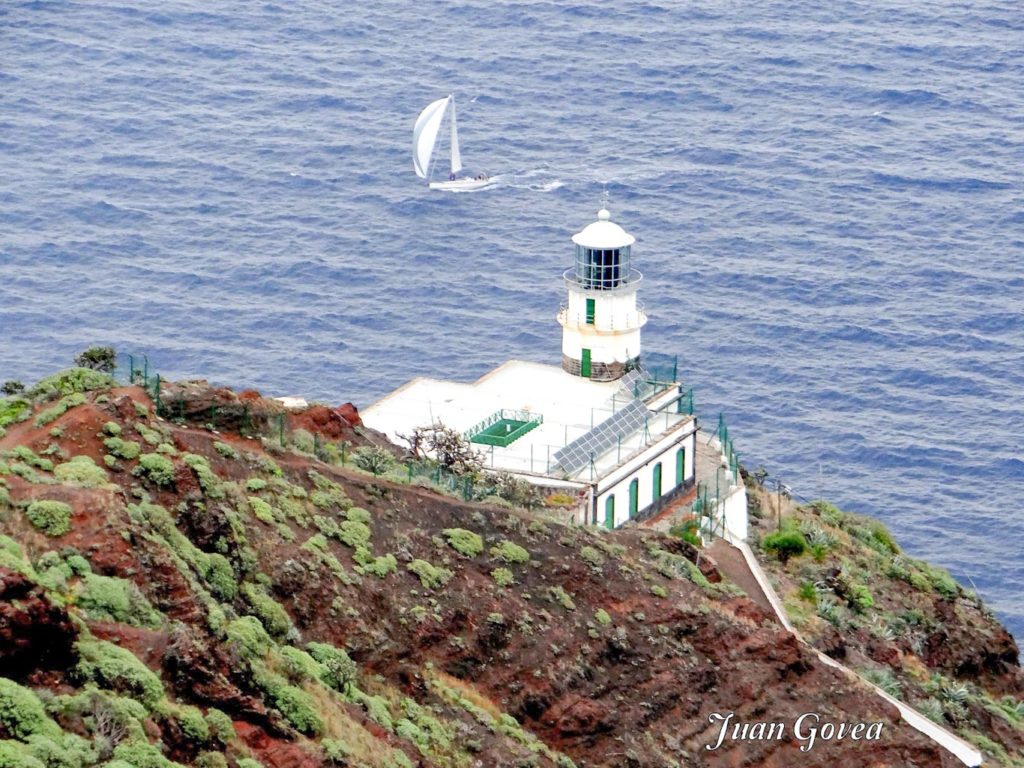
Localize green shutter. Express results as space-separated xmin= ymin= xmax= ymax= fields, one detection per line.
xmin=581 ymin=348 xmax=592 ymax=378
xmin=653 ymin=463 xmax=662 ymax=499
xmin=586 ymin=298 xmax=595 ymax=324
xmin=604 ymin=495 xmax=615 ymax=529
xmin=629 ymin=478 xmax=638 ymax=518
xmin=676 ymin=448 xmax=685 ymax=484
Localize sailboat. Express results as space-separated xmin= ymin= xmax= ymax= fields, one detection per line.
xmin=413 ymin=95 xmax=491 ymax=191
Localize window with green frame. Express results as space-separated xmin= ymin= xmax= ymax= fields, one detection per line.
xmin=585 ymin=298 xmax=595 ymax=324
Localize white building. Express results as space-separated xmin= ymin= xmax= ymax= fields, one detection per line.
xmin=364 ymin=209 xmax=700 ymax=529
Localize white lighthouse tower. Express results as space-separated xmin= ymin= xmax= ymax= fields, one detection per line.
xmin=558 ymin=209 xmax=647 ymax=381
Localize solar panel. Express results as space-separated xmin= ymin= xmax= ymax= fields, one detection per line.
xmin=552 ymin=398 xmax=649 ymax=474
xmin=614 ymin=368 xmax=655 ymax=403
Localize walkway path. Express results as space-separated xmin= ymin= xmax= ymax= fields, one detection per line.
xmin=710 ymin=534 xmax=983 ymax=766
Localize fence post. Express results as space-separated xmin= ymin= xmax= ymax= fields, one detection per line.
xmin=154 ymin=377 xmax=162 ymax=415
xmin=143 ymin=356 xmax=149 ymax=389
xmin=241 ymin=404 xmax=251 ymax=435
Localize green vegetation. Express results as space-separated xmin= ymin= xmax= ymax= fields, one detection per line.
xmin=75 ymin=573 xmax=162 ymax=627
xmin=594 ymin=608 xmax=612 ymax=626
xmin=25 ymin=501 xmax=73 ymax=536
xmin=579 ymin=545 xmax=605 ymax=568
xmin=137 ymin=453 xmax=175 ymax=487
xmin=442 ymin=528 xmax=483 ymax=557
xmin=406 ymin=559 xmax=453 ymax=589
xmin=29 ymin=368 xmax=114 ymax=400
xmin=547 ymin=586 xmax=576 ymax=611
xmin=306 ymin=643 xmax=357 ymax=692
xmin=361 ymin=553 xmax=397 ymax=578
xmin=352 ymin=446 xmax=395 ymax=476
xmin=104 ymin=437 xmax=141 ymax=461
xmin=213 ymin=441 xmax=238 ymax=459
xmin=761 ymin=530 xmax=807 ymax=563
xmin=489 ymin=540 xmax=529 ymax=564
xmin=241 ymin=584 xmax=293 ymax=639
xmin=34 ymin=393 xmax=87 ymax=427
xmin=54 ymin=456 xmax=109 ymax=487
xmin=75 ymin=638 xmax=165 ymax=708
xmin=490 ymin=567 xmax=514 ymax=587
xmin=0 ymin=679 xmax=61 ymax=741
xmin=74 ymin=346 xmax=116 ymax=373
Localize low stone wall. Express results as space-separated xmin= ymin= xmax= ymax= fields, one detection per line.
xmin=561 ymin=354 xmax=639 ymax=382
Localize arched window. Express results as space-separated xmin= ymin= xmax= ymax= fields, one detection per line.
xmin=604 ymin=495 xmax=615 ymax=529
xmin=653 ymin=463 xmax=662 ymax=499
xmin=628 ymin=478 xmax=639 ymax=518
xmin=676 ymin=448 xmax=685 ymax=485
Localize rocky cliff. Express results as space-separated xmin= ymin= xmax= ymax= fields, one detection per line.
xmin=0 ymin=367 xmax=1017 ymax=767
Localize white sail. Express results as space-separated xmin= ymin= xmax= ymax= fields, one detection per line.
xmin=449 ymin=96 xmax=462 ymax=175
xmin=413 ymin=96 xmax=450 ymax=179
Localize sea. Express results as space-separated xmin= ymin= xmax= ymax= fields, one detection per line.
xmin=1 ymin=1 xmax=1022 ymax=639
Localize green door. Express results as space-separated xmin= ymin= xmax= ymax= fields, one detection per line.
xmin=581 ymin=348 xmax=592 ymax=378
xmin=585 ymin=298 xmax=596 ymax=324
xmin=628 ymin=478 xmax=638 ymax=518
xmin=604 ymin=495 xmax=615 ymax=529
xmin=676 ymin=448 xmax=685 ymax=485
xmin=653 ymin=463 xmax=662 ymax=499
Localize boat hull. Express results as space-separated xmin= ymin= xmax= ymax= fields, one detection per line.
xmin=429 ymin=177 xmax=493 ymax=191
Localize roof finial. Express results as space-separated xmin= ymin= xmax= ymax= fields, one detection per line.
xmin=598 ymin=186 xmax=611 ymax=221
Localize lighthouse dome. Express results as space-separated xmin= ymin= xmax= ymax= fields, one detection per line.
xmin=571 ymin=209 xmax=636 ymax=249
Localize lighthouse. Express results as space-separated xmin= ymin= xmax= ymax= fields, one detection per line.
xmin=558 ymin=209 xmax=647 ymax=381
xmin=361 ymin=207 xmax=746 ymax=536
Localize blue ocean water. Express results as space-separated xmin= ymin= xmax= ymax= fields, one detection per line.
xmin=1 ymin=1 xmax=1022 ymax=637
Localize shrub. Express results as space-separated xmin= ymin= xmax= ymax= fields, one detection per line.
xmin=196 ymin=753 xmax=228 ymax=768
xmin=249 ymin=497 xmax=276 ymax=524
xmin=54 ymin=456 xmax=109 ymax=487
xmin=798 ymin=581 xmax=817 ymax=602
xmin=102 ymin=421 xmax=122 ymax=436
xmin=104 ymin=437 xmax=141 ymax=461
xmin=204 ymin=707 xmax=235 ymax=744
xmin=338 ymin=520 xmax=371 ymax=549
xmin=490 ymin=567 xmax=514 ymax=587
xmin=0 ymin=679 xmax=62 ymax=740
xmin=345 ymin=506 xmax=371 ymax=525
xmin=9 ymin=446 xmax=53 ymax=471
xmin=547 ymin=586 xmax=575 ymax=611
xmin=25 ymin=501 xmax=73 ymax=536
xmin=594 ymin=608 xmax=612 ymax=626
xmin=246 ymin=478 xmax=267 ymax=492
xmin=669 ymin=518 xmax=702 ymax=547
xmin=352 ymin=446 xmax=395 ymax=476
xmin=236 ymin=760 xmax=264 ymax=768
xmin=137 ymin=453 xmax=175 ymax=487
xmin=203 ymin=554 xmax=237 ymax=601
xmin=1 ymin=382 xmax=24 ymax=396
xmin=159 ymin=702 xmax=209 ymax=744
xmin=74 ymin=346 xmax=117 ymax=373
xmin=278 ymin=647 xmax=326 ymax=683
xmin=0 ymin=741 xmax=46 ymax=768
xmin=761 ymin=530 xmax=807 ymax=563
xmin=75 ymin=639 xmax=164 ymax=708
xmin=850 ymin=584 xmax=875 ymax=612
xmin=490 ymin=540 xmax=529 ymax=564
xmin=224 ymin=616 xmax=273 ymax=659
xmin=34 ymin=393 xmax=86 ymax=426
xmin=75 ymin=573 xmax=162 ymax=627
xmin=213 ymin=441 xmax=238 ymax=459
xmin=306 ymin=643 xmax=357 ymax=691
xmin=579 ymin=546 xmax=604 ymax=568
xmin=182 ymin=454 xmax=223 ymax=499
xmin=650 ymin=584 xmax=667 ymax=598
xmin=406 ymin=559 xmax=453 ymax=589
xmin=362 ymin=554 xmax=397 ymax=578
xmin=241 ymin=584 xmax=292 ymax=638
xmin=252 ymin=665 xmax=322 ymax=736
xmin=0 ymin=398 xmax=30 ymax=428
xmin=442 ymin=528 xmax=483 ymax=557
xmin=29 ymin=368 xmax=114 ymax=400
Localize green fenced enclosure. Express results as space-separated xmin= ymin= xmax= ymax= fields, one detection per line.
xmin=465 ymin=408 xmax=543 ymax=447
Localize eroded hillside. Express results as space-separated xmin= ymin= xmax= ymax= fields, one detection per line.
xmin=0 ymin=368 xmax=975 ymax=767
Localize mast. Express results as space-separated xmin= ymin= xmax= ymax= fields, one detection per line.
xmin=449 ymin=95 xmax=462 ymax=176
